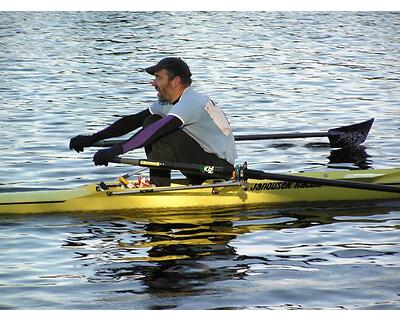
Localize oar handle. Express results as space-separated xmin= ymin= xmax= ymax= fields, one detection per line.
xmin=93 ymin=140 xmax=121 ymax=147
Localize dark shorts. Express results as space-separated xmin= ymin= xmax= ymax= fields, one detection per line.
xmin=144 ymin=114 xmax=234 ymax=186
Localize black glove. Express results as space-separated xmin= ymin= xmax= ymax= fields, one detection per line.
xmin=93 ymin=144 xmax=123 ymax=166
xmin=69 ymin=134 xmax=99 ymax=153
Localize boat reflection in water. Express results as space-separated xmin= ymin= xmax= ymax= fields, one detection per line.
xmin=61 ymin=200 xmax=399 ymax=309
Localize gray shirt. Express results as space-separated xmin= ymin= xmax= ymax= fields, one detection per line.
xmin=149 ymin=87 xmax=237 ymax=165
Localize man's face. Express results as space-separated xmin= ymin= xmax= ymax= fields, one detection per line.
xmin=152 ymin=69 xmax=174 ymax=102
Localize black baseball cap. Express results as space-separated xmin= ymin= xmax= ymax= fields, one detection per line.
xmin=145 ymin=57 xmax=192 ymax=80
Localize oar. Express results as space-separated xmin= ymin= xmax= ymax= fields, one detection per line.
xmin=94 ymin=118 xmax=374 ymax=148
xmin=241 ymin=168 xmax=400 ymax=194
xmin=111 ymin=156 xmax=400 ymax=194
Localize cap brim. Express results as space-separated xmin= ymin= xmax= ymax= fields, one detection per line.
xmin=144 ymin=65 xmax=160 ymax=75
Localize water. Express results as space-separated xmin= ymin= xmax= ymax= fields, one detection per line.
xmin=0 ymin=11 xmax=400 ymax=310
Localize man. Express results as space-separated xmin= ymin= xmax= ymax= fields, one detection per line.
xmin=69 ymin=57 xmax=237 ymax=186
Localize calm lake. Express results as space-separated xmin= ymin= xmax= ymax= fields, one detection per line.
xmin=0 ymin=11 xmax=399 ymax=310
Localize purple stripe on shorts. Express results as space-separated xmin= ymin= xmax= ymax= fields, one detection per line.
xmin=122 ymin=115 xmax=176 ymax=153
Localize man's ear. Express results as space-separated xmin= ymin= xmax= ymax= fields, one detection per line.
xmin=172 ymin=75 xmax=181 ymax=88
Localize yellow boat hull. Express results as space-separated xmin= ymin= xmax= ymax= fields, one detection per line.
xmin=1 ymin=168 xmax=400 ymax=215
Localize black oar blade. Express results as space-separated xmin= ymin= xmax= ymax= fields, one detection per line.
xmin=327 ymin=118 xmax=374 ymax=148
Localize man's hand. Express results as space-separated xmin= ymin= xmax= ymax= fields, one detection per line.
xmin=93 ymin=144 xmax=123 ymax=166
xmin=69 ymin=135 xmax=98 ymax=153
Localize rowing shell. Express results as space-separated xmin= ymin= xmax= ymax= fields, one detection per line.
xmin=1 ymin=167 xmax=399 ymax=215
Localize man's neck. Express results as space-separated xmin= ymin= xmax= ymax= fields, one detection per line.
xmin=170 ymin=86 xmax=189 ymax=104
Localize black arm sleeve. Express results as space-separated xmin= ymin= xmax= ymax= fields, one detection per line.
xmin=122 ymin=115 xmax=183 ymax=152
xmin=94 ymin=109 xmax=151 ymax=140
xmin=142 ymin=115 xmax=183 ymax=146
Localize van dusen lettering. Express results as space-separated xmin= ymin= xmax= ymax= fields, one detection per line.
xmin=249 ymin=181 xmax=321 ymax=191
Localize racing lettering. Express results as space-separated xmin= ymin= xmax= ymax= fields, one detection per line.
xmin=249 ymin=181 xmax=322 ymax=191
xmin=250 ymin=181 xmax=291 ymax=191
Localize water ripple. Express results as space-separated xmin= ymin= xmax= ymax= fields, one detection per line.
xmin=0 ymin=12 xmax=400 ymax=310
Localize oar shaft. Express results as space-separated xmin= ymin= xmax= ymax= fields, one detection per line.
xmin=94 ymin=132 xmax=329 ymax=147
xmin=243 ymin=169 xmax=400 ymax=194
xmin=111 ymin=157 xmax=230 ymax=175
xmin=235 ymin=132 xmax=328 ymax=141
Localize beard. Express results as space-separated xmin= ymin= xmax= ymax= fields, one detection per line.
xmin=156 ymin=86 xmax=171 ymax=103
xmin=157 ymin=95 xmax=169 ymax=102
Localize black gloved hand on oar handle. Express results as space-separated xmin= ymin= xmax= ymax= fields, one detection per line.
xmin=69 ymin=134 xmax=99 ymax=153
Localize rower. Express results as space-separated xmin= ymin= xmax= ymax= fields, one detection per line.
xmin=69 ymin=57 xmax=237 ymax=186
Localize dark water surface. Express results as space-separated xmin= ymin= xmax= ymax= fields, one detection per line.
xmin=0 ymin=12 xmax=400 ymax=309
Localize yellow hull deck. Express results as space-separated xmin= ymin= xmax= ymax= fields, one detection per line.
xmin=1 ymin=168 xmax=400 ymax=215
